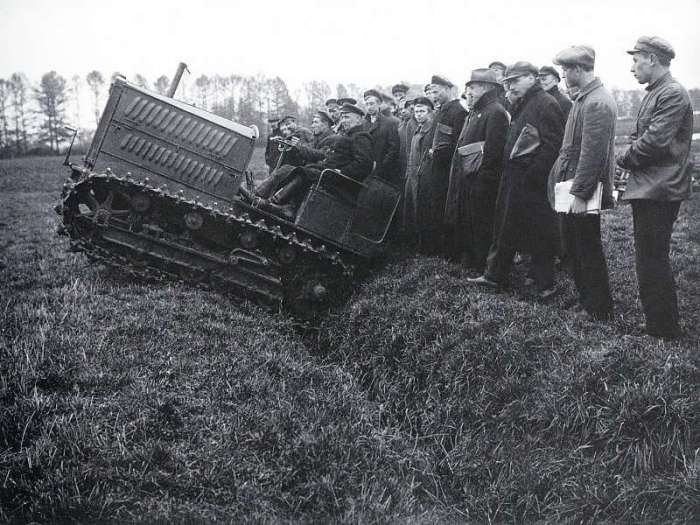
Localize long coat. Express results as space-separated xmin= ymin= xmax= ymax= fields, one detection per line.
xmin=430 ymin=99 xmax=468 ymax=227
xmin=617 ymin=72 xmax=693 ymax=201
xmin=444 ymin=88 xmax=509 ymax=268
xmin=491 ymin=84 xmax=564 ymax=257
xmin=402 ymin=116 xmax=436 ymax=249
xmin=364 ymin=113 xmax=400 ymax=183
xmin=548 ymin=77 xmax=617 ymax=210
xmin=398 ymin=116 xmax=418 ymax=180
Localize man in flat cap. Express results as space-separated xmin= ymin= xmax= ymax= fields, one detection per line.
xmin=616 ymin=36 xmax=693 ymax=338
xmin=392 ymin=83 xmax=410 ymax=111
xmin=538 ymin=65 xmax=572 ymax=122
xmin=469 ymin=61 xmax=564 ymax=298
xmin=402 ymin=97 xmax=437 ymax=250
xmin=363 ymin=89 xmax=401 ymax=182
xmin=325 ymin=98 xmax=341 ymax=126
xmin=424 ymin=75 xmax=468 ymax=255
xmin=488 ymin=61 xmax=507 ymax=82
xmin=444 ymin=68 xmax=509 ymax=271
xmin=548 ymin=45 xmax=616 ymax=321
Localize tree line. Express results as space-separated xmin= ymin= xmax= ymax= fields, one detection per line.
xmin=1 ymin=70 xmax=698 ymax=158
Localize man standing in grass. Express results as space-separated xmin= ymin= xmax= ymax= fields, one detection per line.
xmin=468 ymin=62 xmax=564 ymax=298
xmin=616 ymin=36 xmax=693 ymax=339
xmin=548 ymin=45 xmax=616 ymax=321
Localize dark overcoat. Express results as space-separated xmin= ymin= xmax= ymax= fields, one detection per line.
xmin=430 ymin=99 xmax=468 ymax=228
xmin=491 ymin=84 xmax=564 ymax=257
xmin=364 ymin=113 xmax=400 ymax=182
xmin=444 ymin=88 xmax=509 ymax=268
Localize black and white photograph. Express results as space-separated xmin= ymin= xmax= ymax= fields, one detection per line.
xmin=1 ymin=0 xmax=699 ymax=522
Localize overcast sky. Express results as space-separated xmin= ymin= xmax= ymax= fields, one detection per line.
xmin=1 ymin=0 xmax=699 ymax=92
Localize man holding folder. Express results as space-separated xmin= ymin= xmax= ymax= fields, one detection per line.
xmin=548 ymin=45 xmax=616 ymax=321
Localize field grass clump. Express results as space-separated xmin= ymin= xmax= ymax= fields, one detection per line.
xmin=319 ymin=243 xmax=700 ymax=522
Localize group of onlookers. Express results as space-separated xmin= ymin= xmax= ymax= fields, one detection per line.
xmin=252 ymin=35 xmax=693 ymax=340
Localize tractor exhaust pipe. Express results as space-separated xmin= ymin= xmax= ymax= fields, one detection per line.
xmin=167 ymin=62 xmax=189 ymax=98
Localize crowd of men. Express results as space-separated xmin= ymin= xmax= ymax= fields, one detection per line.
xmin=245 ymin=35 xmax=693 ymax=340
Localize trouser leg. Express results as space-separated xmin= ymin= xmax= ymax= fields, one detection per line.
xmin=565 ymin=214 xmax=613 ymax=319
xmin=469 ymin=186 xmax=498 ymax=273
xmin=484 ymin=239 xmax=515 ymax=286
xmin=631 ymin=200 xmax=681 ymax=336
xmin=530 ymin=251 xmax=555 ymax=291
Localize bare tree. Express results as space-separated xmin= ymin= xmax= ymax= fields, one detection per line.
xmin=0 ymin=79 xmax=9 ymax=155
xmin=154 ymin=75 xmax=170 ymax=95
xmin=70 ymin=74 xmax=81 ymax=128
xmin=9 ymin=73 xmax=30 ymax=155
xmin=194 ymin=75 xmax=211 ymax=110
xmin=85 ymin=70 xmax=105 ymax=127
xmin=35 ymin=71 xmax=69 ymax=153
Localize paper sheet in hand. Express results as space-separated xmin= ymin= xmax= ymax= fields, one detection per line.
xmin=554 ymin=180 xmax=603 ymax=214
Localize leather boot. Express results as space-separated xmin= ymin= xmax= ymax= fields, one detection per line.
xmin=271 ymin=175 xmax=306 ymax=205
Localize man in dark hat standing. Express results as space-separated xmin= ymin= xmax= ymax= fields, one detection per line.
xmin=538 ymin=65 xmax=572 ymax=121
xmin=549 ymin=45 xmax=616 ymax=321
xmin=468 ymin=62 xmax=564 ymax=298
xmin=444 ymin=69 xmax=509 ymax=271
xmin=425 ymin=75 xmax=468 ymax=256
xmin=363 ymin=88 xmax=400 ymax=182
xmin=616 ymin=36 xmax=693 ymax=338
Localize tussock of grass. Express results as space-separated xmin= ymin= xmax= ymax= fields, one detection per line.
xmin=319 ymin=249 xmax=700 ymax=522
xmin=2 ymin=155 xmax=699 ymax=523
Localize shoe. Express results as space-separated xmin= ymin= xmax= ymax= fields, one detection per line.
xmin=467 ymin=275 xmax=498 ymax=289
xmin=537 ymin=286 xmax=558 ymax=301
xmin=636 ymin=323 xmax=683 ymax=340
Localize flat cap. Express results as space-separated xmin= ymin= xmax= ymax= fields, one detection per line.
xmin=392 ymin=83 xmax=409 ymax=95
xmin=337 ymin=97 xmax=357 ymax=106
xmin=488 ymin=61 xmax=507 ymax=70
xmin=502 ymin=61 xmax=539 ymax=82
xmin=465 ymin=68 xmax=502 ymax=87
xmin=553 ymin=45 xmax=595 ymax=68
xmin=539 ymin=65 xmax=561 ymax=80
xmin=280 ymin=115 xmax=297 ymax=123
xmin=325 ymin=98 xmax=338 ymax=106
xmin=267 ymin=116 xmax=281 ymax=123
xmin=363 ymin=89 xmax=383 ymax=101
xmin=627 ymin=35 xmax=675 ymax=60
xmin=339 ymin=103 xmax=365 ymax=117
xmin=412 ymin=96 xmax=434 ymax=110
xmin=315 ymin=110 xmax=334 ymax=126
xmin=403 ymin=97 xmax=415 ymax=107
xmin=430 ymin=75 xmax=454 ymax=88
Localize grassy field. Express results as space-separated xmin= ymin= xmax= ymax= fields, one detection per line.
xmin=1 ymin=151 xmax=699 ymax=523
